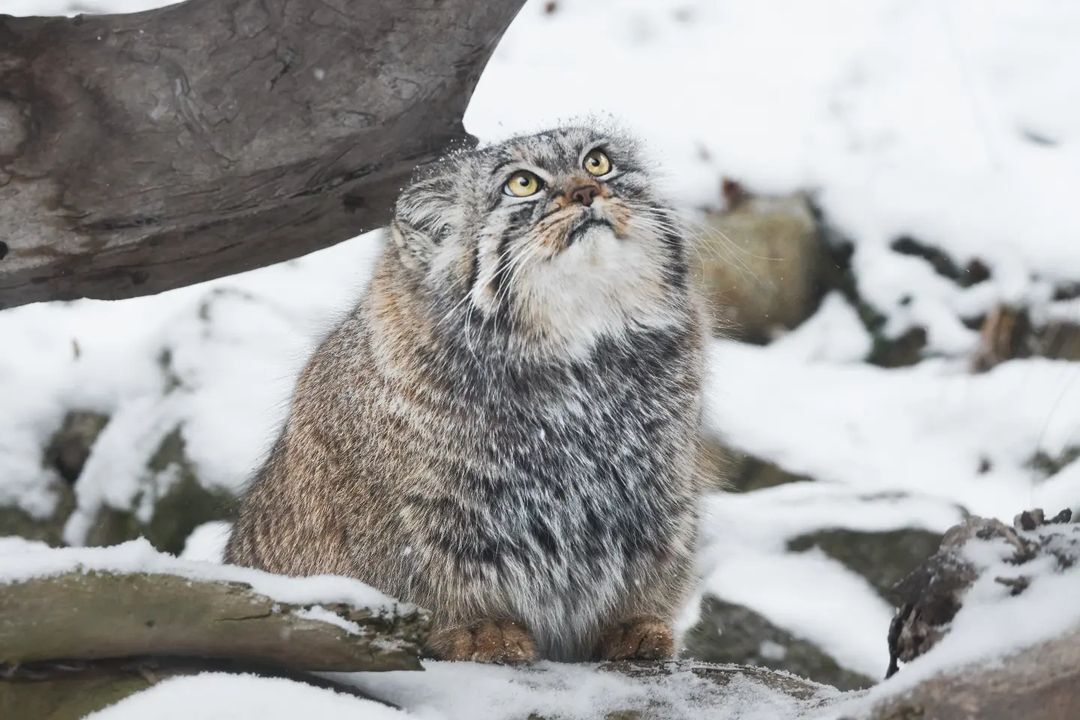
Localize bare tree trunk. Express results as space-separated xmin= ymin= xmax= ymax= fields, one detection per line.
xmin=0 ymin=0 xmax=525 ymax=309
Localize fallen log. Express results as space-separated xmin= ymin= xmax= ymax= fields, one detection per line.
xmin=0 ymin=0 xmax=525 ymax=309
xmin=870 ymin=627 xmax=1080 ymax=720
xmin=0 ymin=569 xmax=428 ymax=671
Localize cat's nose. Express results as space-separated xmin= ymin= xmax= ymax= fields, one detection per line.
xmin=570 ymin=185 xmax=599 ymax=206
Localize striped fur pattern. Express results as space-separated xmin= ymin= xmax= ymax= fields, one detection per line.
xmin=225 ymin=126 xmax=707 ymax=661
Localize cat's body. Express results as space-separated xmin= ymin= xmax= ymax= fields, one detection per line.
xmin=226 ymin=127 xmax=706 ymax=662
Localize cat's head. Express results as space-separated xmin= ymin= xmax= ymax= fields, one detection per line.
xmin=389 ymin=126 xmax=690 ymax=357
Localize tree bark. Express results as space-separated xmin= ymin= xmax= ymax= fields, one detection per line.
xmin=0 ymin=0 xmax=525 ymax=309
xmin=0 ymin=570 xmax=429 ymax=671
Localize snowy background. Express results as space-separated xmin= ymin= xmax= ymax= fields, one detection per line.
xmin=2 ymin=0 xmax=1080 ymax=717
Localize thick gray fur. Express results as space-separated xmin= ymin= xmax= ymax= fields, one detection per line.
xmin=225 ymin=126 xmax=707 ymax=661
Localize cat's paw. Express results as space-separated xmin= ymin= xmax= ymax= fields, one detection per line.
xmin=597 ymin=616 xmax=674 ymax=661
xmin=427 ymin=618 xmax=538 ymax=664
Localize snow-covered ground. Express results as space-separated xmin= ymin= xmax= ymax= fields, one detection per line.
xmin=2 ymin=0 xmax=1080 ymax=717
xmin=4 ymin=526 xmax=1077 ymax=719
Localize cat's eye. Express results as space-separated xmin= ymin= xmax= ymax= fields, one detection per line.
xmin=583 ymin=149 xmax=612 ymax=177
xmin=504 ymin=170 xmax=543 ymax=197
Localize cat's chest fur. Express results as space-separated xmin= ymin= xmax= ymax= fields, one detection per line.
xmin=437 ymin=327 xmax=701 ymax=655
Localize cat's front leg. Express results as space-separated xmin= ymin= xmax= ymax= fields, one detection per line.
xmin=426 ymin=618 xmax=538 ymax=664
xmin=596 ymin=615 xmax=674 ymax=661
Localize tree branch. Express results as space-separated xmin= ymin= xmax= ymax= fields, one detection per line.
xmin=0 ymin=0 xmax=525 ymax=308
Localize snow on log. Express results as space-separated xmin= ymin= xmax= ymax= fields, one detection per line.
xmin=0 ymin=571 xmax=427 ymax=670
xmin=0 ymin=538 xmax=428 ymax=671
xmin=0 ymin=0 xmax=525 ymax=309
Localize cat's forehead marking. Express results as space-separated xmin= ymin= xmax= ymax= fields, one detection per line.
xmin=492 ymin=128 xmax=606 ymax=171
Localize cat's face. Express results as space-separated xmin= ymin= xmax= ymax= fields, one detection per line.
xmin=391 ymin=127 xmax=688 ymax=357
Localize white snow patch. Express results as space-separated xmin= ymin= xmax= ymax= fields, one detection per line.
xmin=335 ymin=660 xmax=838 ymax=720
xmin=0 ymin=231 xmax=385 ymax=538
xmin=180 ymin=521 xmax=232 ymax=563
xmin=699 ymin=547 xmax=892 ymax=679
xmin=86 ymin=672 xmax=413 ymax=720
xmin=0 ymin=536 xmax=404 ymax=613
xmin=706 ymin=340 xmax=1080 ymax=518
xmin=294 ymin=606 xmax=366 ymax=636
xmin=759 ymin=640 xmax=789 ymax=662
xmin=768 ymin=294 xmax=874 ymax=364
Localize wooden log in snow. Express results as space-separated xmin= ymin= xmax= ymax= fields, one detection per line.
xmin=0 ymin=0 xmax=525 ymax=309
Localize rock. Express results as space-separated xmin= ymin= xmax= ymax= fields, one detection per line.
xmin=813 ymin=231 xmax=928 ymax=369
xmin=787 ymin=528 xmax=942 ymax=601
xmin=1035 ymin=320 xmax=1080 ymax=362
xmin=141 ymin=427 xmax=235 ymax=554
xmin=732 ymin=454 xmax=814 ymax=493
xmin=0 ymin=481 xmax=74 ymax=547
xmin=681 ymin=595 xmax=875 ymax=691
xmin=514 ymin=659 xmax=840 ymax=720
xmin=0 ymin=410 xmax=104 ymax=545
xmin=84 ymin=426 xmax=234 ymax=554
xmin=3 ymin=410 xmax=230 ymax=554
xmin=1026 ymin=447 xmax=1080 ymax=481
xmin=700 ymin=439 xmax=814 ymax=492
xmin=889 ymin=236 xmax=991 ymax=288
xmin=43 ymin=411 xmax=110 ymax=485
xmin=606 ymin=659 xmax=836 ymax=701
xmin=870 ymin=627 xmax=1080 ymax=720
xmin=867 ymin=326 xmax=928 ymax=369
xmin=694 ymin=190 xmax=830 ymax=343
xmin=887 ymin=511 xmax=1079 ymax=675
xmin=1 ymin=667 xmax=155 ymax=720
xmin=0 ymin=659 xmax=396 ymax=720
xmin=972 ymin=305 xmax=1034 ymax=371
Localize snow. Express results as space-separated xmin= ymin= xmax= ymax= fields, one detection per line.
xmin=684 ymin=484 xmax=966 ymax=679
xmin=700 ymin=547 xmax=894 ymax=678
xmin=768 ymin=293 xmax=874 ymax=364
xmin=2 ymin=0 xmax=177 ymax=15
xmin=2 ymin=0 xmax=1080 ymax=717
xmin=86 ymin=673 xmax=411 ymax=720
xmin=335 ymin=660 xmax=837 ymax=720
xmin=0 ymin=536 xmax=403 ymax=613
xmin=180 ymin=520 xmax=232 ymax=563
xmin=706 ymin=341 xmax=1080 ymax=519
xmin=293 ymin=606 xmax=366 ymax=636
xmin=824 ymin=522 xmax=1080 ymax=717
xmin=0 ymin=231 xmax=384 ymax=533
xmin=80 ymin=662 xmax=833 ymax=720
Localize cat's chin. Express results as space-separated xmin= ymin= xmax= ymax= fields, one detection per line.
xmin=566 ymin=218 xmax=616 ymax=247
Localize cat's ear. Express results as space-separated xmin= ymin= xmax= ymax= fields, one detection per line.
xmin=389 ymin=217 xmax=436 ymax=271
xmin=389 ymin=176 xmax=457 ymax=271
